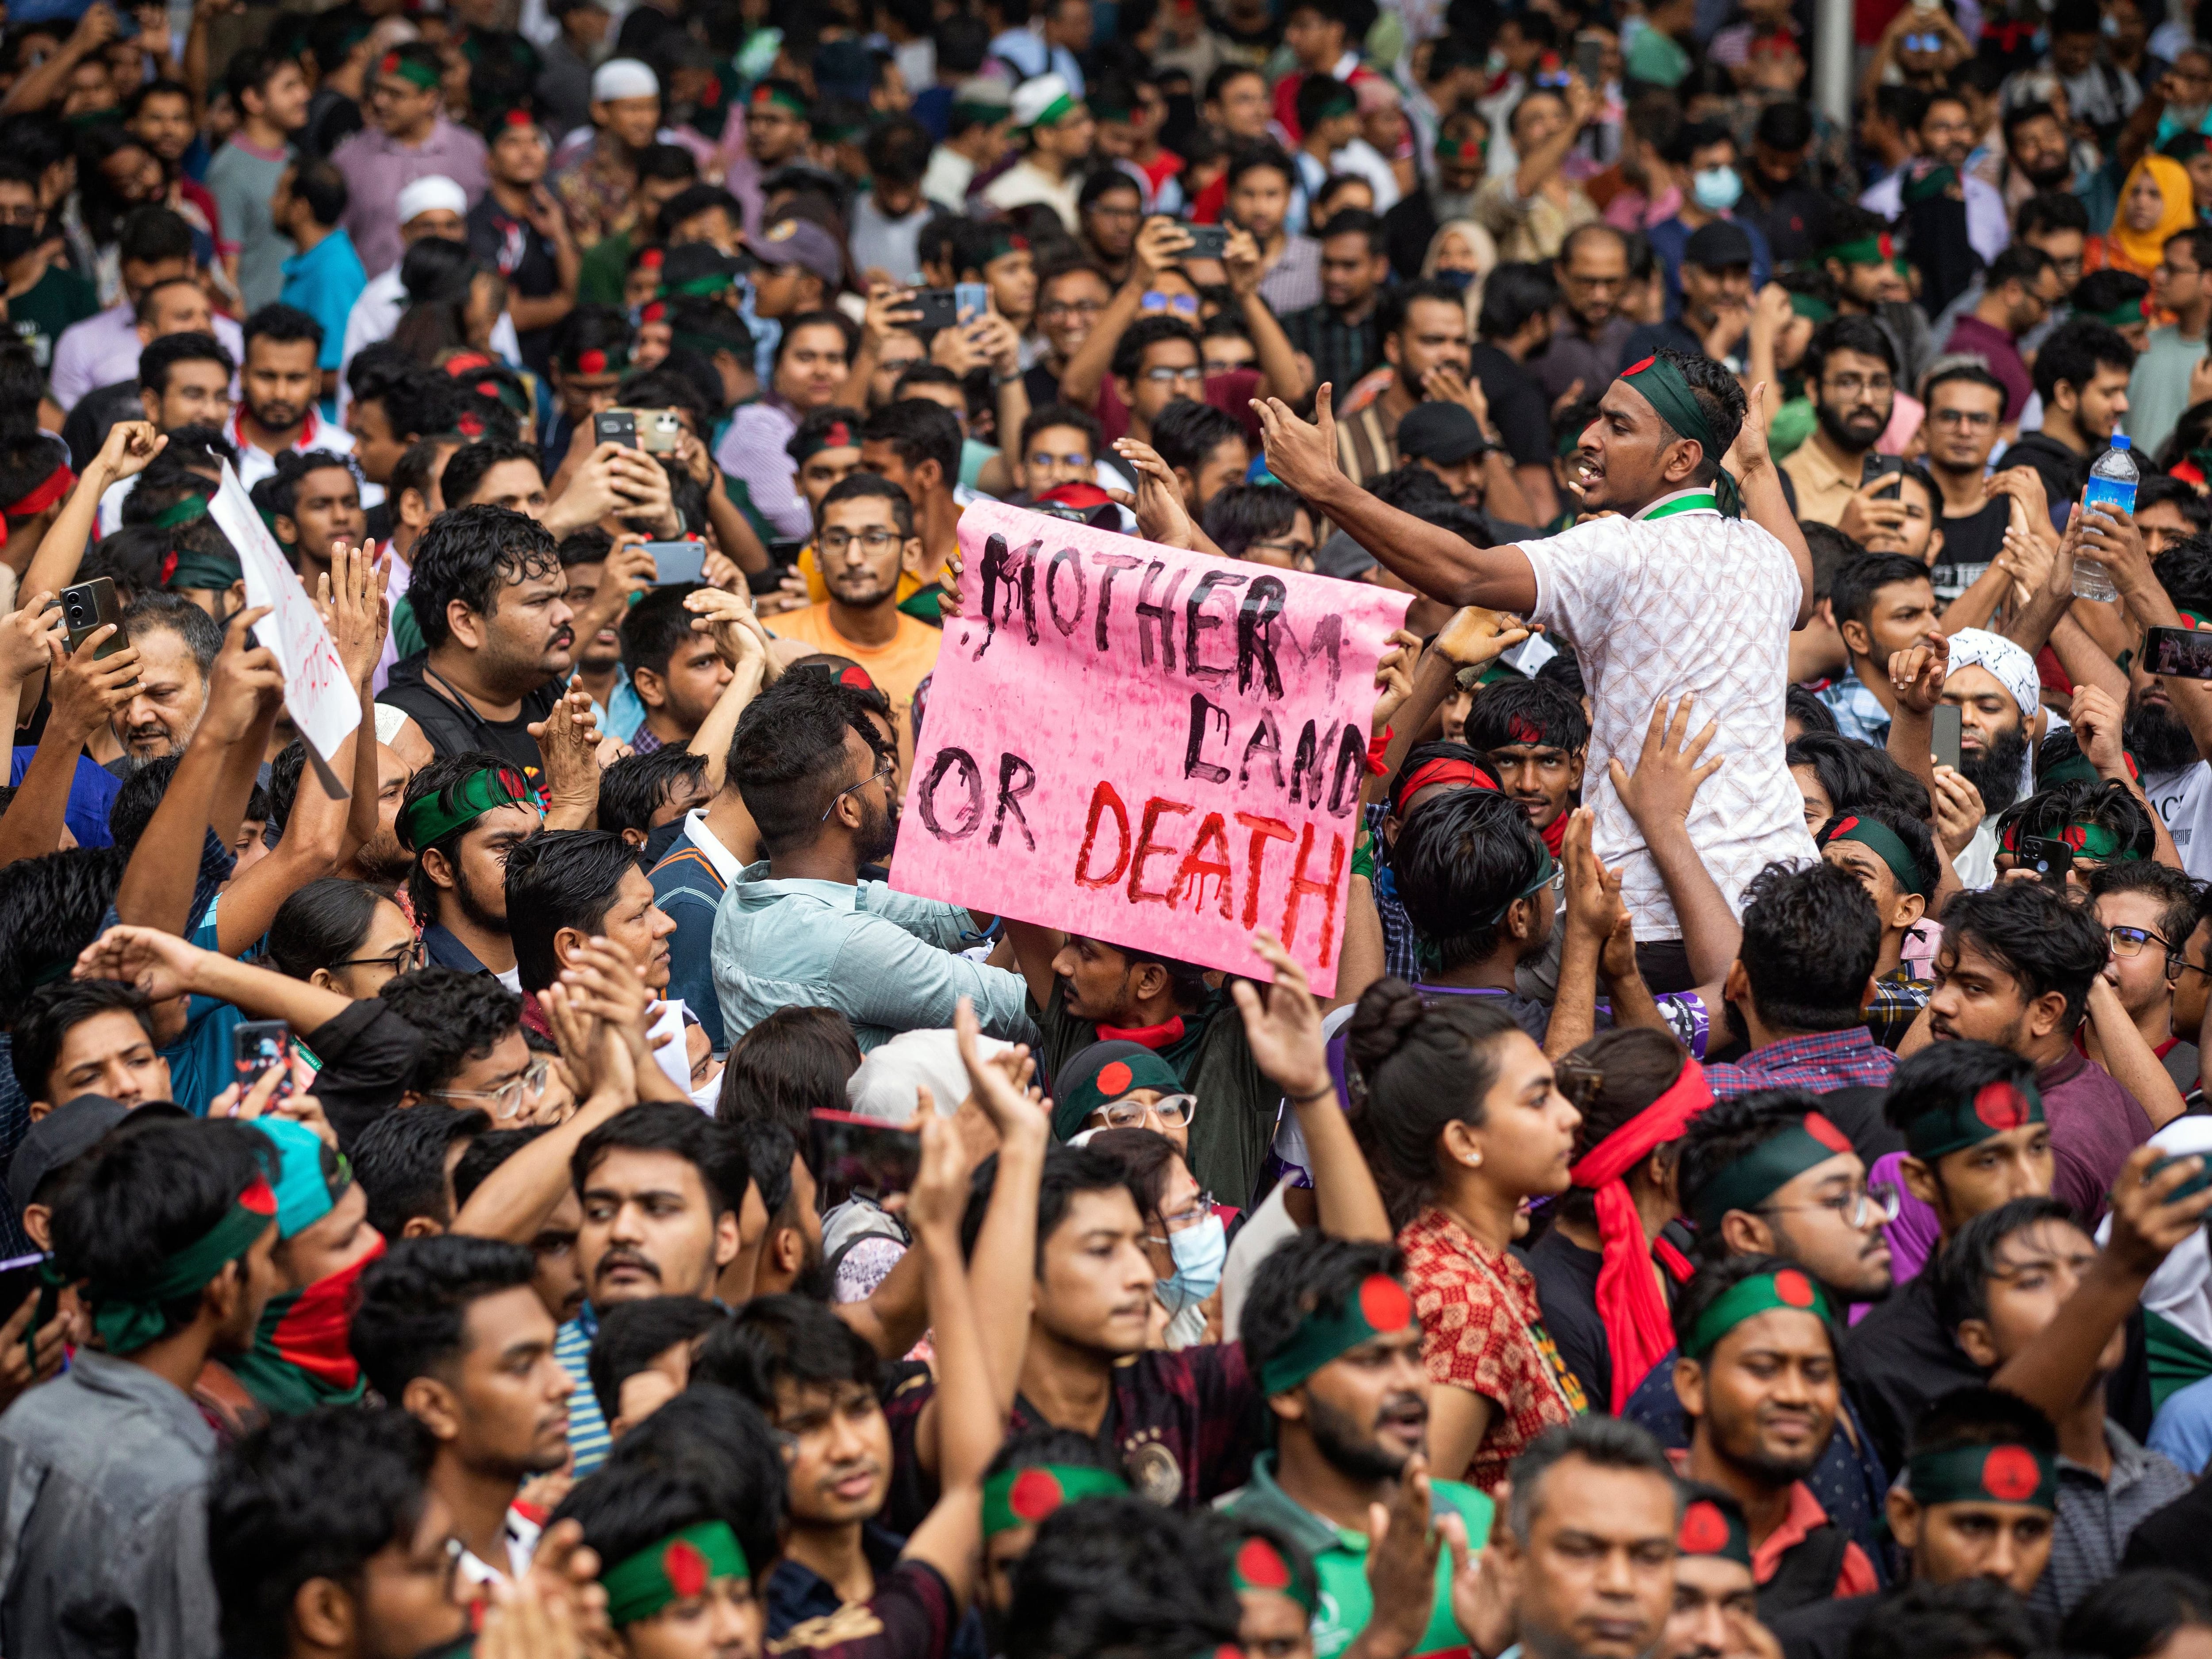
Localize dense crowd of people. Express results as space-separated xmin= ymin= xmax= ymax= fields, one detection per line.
xmin=12 ymin=0 xmax=2212 ymax=1655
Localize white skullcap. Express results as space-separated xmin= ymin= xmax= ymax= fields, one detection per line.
xmin=1010 ymin=72 xmax=1075 ymax=130
xmin=396 ymin=175 xmax=468 ymax=224
xmin=592 ymin=58 xmax=660 ymax=102
xmin=845 ymin=1027 xmax=1010 ymax=1122
xmin=1944 ymin=628 xmax=2040 ymax=720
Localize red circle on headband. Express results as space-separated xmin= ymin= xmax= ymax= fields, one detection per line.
xmin=1097 ymin=1060 xmax=1133 ymax=1096
xmin=1804 ymin=1114 xmax=1850 ymax=1154
xmin=1773 ymin=1269 xmax=1816 ymax=1308
xmin=643 ymin=248 xmax=665 ymax=269
xmin=1621 ymin=355 xmax=1655 ymax=376
xmin=1974 ymin=1082 xmax=2028 ymax=1132
xmin=1677 ymin=1501 xmax=1730 ymax=1554
xmin=381 ymin=52 xmax=401 ymax=73
xmin=838 ymin=666 xmax=873 ymax=689
xmin=1009 ymin=1468 xmax=1064 ymax=1521
xmin=1981 ymin=1446 xmax=2040 ymax=1502
xmin=239 ymin=1176 xmax=277 ymax=1216
xmin=578 ymin=349 xmax=607 ymax=374
xmin=504 ymin=108 xmax=533 ymax=127
xmin=664 ymin=1538 xmax=710 ymax=1598
xmin=1236 ymin=1538 xmax=1291 ymax=1592
xmin=1359 ymin=1274 xmax=1413 ymax=1332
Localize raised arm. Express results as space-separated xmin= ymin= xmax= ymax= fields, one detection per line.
xmin=22 ymin=422 xmax=165 ymax=602
xmin=1222 ymin=227 xmax=1309 ymax=402
xmin=1726 ymin=380 xmax=1816 ymax=629
xmin=1060 ymin=217 xmax=1194 ymax=412
xmin=0 ymin=619 xmax=136 ymax=866
xmin=76 ymin=924 xmax=354 ymax=1033
xmin=1608 ymin=696 xmax=1740 ymax=983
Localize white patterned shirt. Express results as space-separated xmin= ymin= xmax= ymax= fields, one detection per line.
xmin=1517 ymin=489 xmax=1817 ymax=939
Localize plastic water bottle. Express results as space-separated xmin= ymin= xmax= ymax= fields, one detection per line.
xmin=2076 ymin=434 xmax=2138 ymax=602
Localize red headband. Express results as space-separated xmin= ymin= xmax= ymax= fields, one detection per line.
xmin=1392 ymin=757 xmax=1496 ymax=812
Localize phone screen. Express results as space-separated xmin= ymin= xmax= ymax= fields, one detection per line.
xmin=809 ymin=1109 xmax=922 ymax=1198
xmin=2148 ymin=625 xmax=2212 ymax=681
xmin=232 ymin=1020 xmax=293 ymax=1102
xmin=1931 ymin=704 xmax=1962 ymax=772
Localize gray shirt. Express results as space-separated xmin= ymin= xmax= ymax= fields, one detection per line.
xmin=2030 ymin=1418 xmax=2192 ymax=1621
xmin=0 ymin=1349 xmax=220 ymax=1659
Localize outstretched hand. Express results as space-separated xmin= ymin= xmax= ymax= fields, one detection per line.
xmin=1230 ymin=929 xmax=1332 ymax=1102
xmin=1887 ymin=629 xmax=1949 ymax=715
xmin=1249 ymin=384 xmax=1344 ymax=501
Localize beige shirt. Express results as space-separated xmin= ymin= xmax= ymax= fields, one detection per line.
xmin=1474 ymin=174 xmax=1598 ymax=263
xmin=981 ymin=158 xmax=1082 ymax=232
xmin=1780 ymin=433 xmax=1863 ymax=527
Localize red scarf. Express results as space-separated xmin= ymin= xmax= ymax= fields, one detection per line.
xmin=1566 ymin=1060 xmax=1715 ymax=1411
xmin=273 ymin=1238 xmax=383 ymax=1388
xmin=1539 ymin=810 xmax=1569 ymax=856
xmin=1096 ymin=1015 xmax=1186 ymax=1048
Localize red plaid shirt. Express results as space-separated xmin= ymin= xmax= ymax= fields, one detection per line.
xmin=1399 ymin=1207 xmax=1585 ymax=1495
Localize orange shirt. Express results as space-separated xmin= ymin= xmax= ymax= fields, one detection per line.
xmin=766 ymin=602 xmax=943 ymax=741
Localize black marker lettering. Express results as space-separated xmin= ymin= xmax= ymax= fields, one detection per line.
xmin=1184 ymin=571 xmax=1246 ymax=682
xmin=973 ymin=534 xmax=1041 ymax=658
xmin=1184 ymin=693 xmax=1230 ymax=784
xmin=1133 ymin=559 xmax=1190 ymax=671
xmin=1045 ymin=547 xmax=1087 ymax=637
xmin=1328 ymin=722 xmax=1366 ymax=815
xmin=990 ymin=752 xmax=1038 ymax=849
xmin=1237 ymin=576 xmax=1288 ymax=698
xmin=1240 ymin=712 xmax=1284 ymax=788
xmin=1290 ymin=720 xmax=1326 ymax=807
xmin=916 ymin=748 xmax=984 ymax=839
xmin=1090 ymin=552 xmax=1145 ymax=651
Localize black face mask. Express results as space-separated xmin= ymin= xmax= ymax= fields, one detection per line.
xmin=0 ymin=222 xmax=43 ymax=264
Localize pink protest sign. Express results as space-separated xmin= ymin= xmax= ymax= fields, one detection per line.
xmin=891 ymin=501 xmax=1410 ymax=995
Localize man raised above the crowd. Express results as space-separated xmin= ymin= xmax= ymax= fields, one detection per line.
xmin=1256 ymin=347 xmax=1816 ymax=993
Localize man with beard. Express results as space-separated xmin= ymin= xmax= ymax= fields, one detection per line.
xmin=1782 ymin=318 xmax=1899 ymax=528
xmin=554 ymin=1105 xmax=747 ymax=1476
xmin=1669 ymin=1258 xmax=1878 ymax=1615
xmin=398 ymin=753 xmax=544 ymax=987
xmin=1986 ymin=102 xmax=2117 ymax=242
xmin=1891 ymin=626 xmax=2043 ymax=886
xmin=110 ymin=591 xmax=219 ymax=766
xmin=712 ymin=672 xmax=1034 ymax=1051
xmin=1820 ymin=205 xmax=1936 ymax=395
xmin=349 ymin=1235 xmax=574 ymax=1584
xmin=2108 ymin=541 xmax=2212 ymax=878
xmin=1533 ymin=224 xmax=1635 ymax=409
xmin=1222 ymin=1236 xmax=1494 ymax=1658
xmin=229 ymin=303 xmax=357 ymax=488
xmin=1382 ymin=107 xmax=1489 ymax=280
xmin=1926 ymin=883 xmax=2150 ymax=1224
xmin=1996 ymin=318 xmax=2134 ymax=509
xmin=1663 ymin=1486 xmax=1767 ymax=1659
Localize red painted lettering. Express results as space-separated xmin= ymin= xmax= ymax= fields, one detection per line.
xmin=1128 ymin=797 xmax=1193 ymax=904
xmin=1074 ymin=781 xmax=1133 ymax=888
xmin=1170 ymin=812 xmax=1235 ymax=918
xmin=1233 ymin=812 xmax=1296 ymax=927
xmin=1280 ymin=823 xmax=1346 ymax=967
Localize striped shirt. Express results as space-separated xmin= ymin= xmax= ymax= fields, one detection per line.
xmin=553 ymin=1308 xmax=612 ymax=1477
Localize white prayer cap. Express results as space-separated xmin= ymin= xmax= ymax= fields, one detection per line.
xmin=591 ymin=58 xmax=660 ymax=102
xmin=845 ymin=1028 xmax=1010 ymax=1121
xmin=1944 ymin=628 xmax=2040 ymax=720
xmin=396 ymin=175 xmax=468 ymax=225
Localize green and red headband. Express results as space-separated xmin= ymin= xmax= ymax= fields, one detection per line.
xmin=91 ymin=1174 xmax=276 ymax=1354
xmin=1231 ymin=1535 xmax=1317 ymax=1615
xmin=1436 ymin=132 xmax=1486 ymax=166
xmin=1906 ymin=1440 xmax=2057 ymax=1511
xmin=1820 ymin=813 xmax=1926 ymax=896
xmin=795 ymin=419 xmax=857 ymax=462
xmin=1674 ymin=1495 xmax=1752 ymax=1567
xmin=1617 ymin=354 xmax=1740 ymax=517
xmin=1901 ymin=1076 xmax=2044 ymax=1161
xmin=397 ymin=764 xmax=533 ymax=853
xmin=154 ymin=490 xmax=211 ymax=530
xmin=1997 ymin=817 xmax=2140 ymax=861
xmin=982 ymin=1465 xmax=1130 ymax=1537
xmin=1822 ymin=232 xmax=1908 ymax=274
xmin=1688 ymin=1112 xmax=1853 ymax=1233
xmin=601 ymin=1521 xmax=751 ymax=1625
xmin=2089 ymin=294 xmax=2150 ymax=329
xmin=1790 ymin=292 xmax=1836 ymax=323
xmin=1683 ymin=1266 xmax=1834 ymax=1360
xmin=380 ymin=51 xmax=443 ymax=92
xmin=1258 ymin=1272 xmax=1417 ymax=1395
xmin=564 ymin=345 xmax=629 ymax=377
xmin=752 ymin=84 xmax=810 ymax=119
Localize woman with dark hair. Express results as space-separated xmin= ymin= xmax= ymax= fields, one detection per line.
xmin=389 ymin=238 xmax=508 ymax=366
xmin=714 ymin=1004 xmax=862 ymax=1140
xmin=264 ymin=876 xmax=421 ymax=998
xmin=1087 ymin=1125 xmax=1221 ymax=1348
xmin=2060 ymin=1571 xmax=2212 ymax=1659
xmin=1346 ymin=978 xmax=1584 ymax=1490
xmin=72 ymin=127 xmax=189 ymax=290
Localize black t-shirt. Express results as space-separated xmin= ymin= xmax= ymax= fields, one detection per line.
xmin=1524 ymin=1225 xmax=1610 ymax=1409
xmin=1467 ymin=342 xmax=1552 ymax=469
xmin=1745 ymin=180 xmax=1833 ymax=266
xmin=1839 ymin=1269 xmax=1984 ymax=1478
xmin=1931 ymin=497 xmax=2010 ymax=602
xmin=468 ymin=196 xmax=560 ymax=374
xmin=1770 ymin=1593 xmax=1887 ymax=1659
xmin=2123 ymin=1471 xmax=2212 ymax=1591
xmin=376 ymin=651 xmax=563 ymax=778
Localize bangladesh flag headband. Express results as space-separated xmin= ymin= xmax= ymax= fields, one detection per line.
xmin=1258 ymin=1272 xmax=1417 ymax=1395
xmin=1683 ymin=1266 xmax=1834 ymax=1360
xmin=1997 ymin=816 xmax=2139 ymax=861
xmin=380 ymin=51 xmax=442 ymax=92
xmin=982 ymin=1465 xmax=1129 ymax=1537
xmin=602 ymin=1521 xmax=750 ymax=1626
xmin=154 ymin=491 xmax=210 ymax=530
xmin=1687 ymin=1112 xmax=1853 ymax=1233
xmin=1675 ymin=1496 xmax=1751 ymax=1567
xmin=2089 ymin=295 xmax=2149 ymax=329
xmin=1822 ymin=231 xmax=1909 ymax=275
xmin=1617 ymin=355 xmax=1740 ymax=517
xmin=1906 ymin=1440 xmax=2057 ymax=1511
xmin=1820 ymin=814 xmax=1924 ymax=896
xmin=91 ymin=1174 xmax=277 ymax=1354
xmin=398 ymin=764 xmax=533 ymax=853
xmin=753 ymin=85 xmax=810 ymax=119
xmin=1231 ymin=1535 xmax=1317 ymax=1615
xmin=1901 ymin=1076 xmax=2043 ymax=1160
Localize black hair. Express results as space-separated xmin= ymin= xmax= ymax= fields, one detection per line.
xmin=617 ymin=582 xmax=705 ymax=684
xmin=1844 ymin=1576 xmax=2043 ymax=1659
xmin=1933 ymin=1195 xmax=2078 ymax=1330
xmin=289 ymin=157 xmax=349 ymax=229
xmin=351 ymin=356 xmax=454 ymax=445
xmin=728 ymin=673 xmax=886 ymax=856
xmin=242 ymin=301 xmax=325 ymax=357
xmin=52 ymin=1118 xmax=270 ymax=1344
xmin=550 ymin=303 xmax=636 ymax=373
xmin=729 ymin=1117 xmax=800 ymax=1219
xmin=1150 ymin=398 xmax=1247 ymax=476
xmin=405 ymin=502 xmax=560 ymax=651
xmin=1314 ymin=201 xmax=1386 ymax=251
xmin=1786 ymin=730 xmax=1935 ymax=820
xmin=265 ymin=877 xmax=389 ymax=981
xmin=1477 ymin=261 xmax=1561 ymax=342
xmin=349 ymin=1102 xmax=489 ymax=1236
xmin=209 ymin=1406 xmax=441 ymax=1659
xmin=397 ymin=749 xmax=532 ymax=922
xmin=2073 ymin=267 xmax=2152 ymax=323
xmin=1553 ymin=1026 xmax=1691 ymax=1227
xmin=139 ymin=329 xmax=235 ymax=396
xmin=985 ymin=1425 xmax=1125 ymax=1488
xmin=1822 ymin=799 xmax=1938 ymax=899
xmin=2084 ymin=859 xmax=2202 ymax=956
xmin=1020 ymin=402 xmax=1105 ymax=466
xmin=1463 ymin=676 xmax=1590 ymax=757
xmin=348 ymin=1233 xmax=539 ymax=1400
xmin=1377 ymin=278 xmax=1471 ymax=344
xmin=267 ymin=447 xmax=362 ymax=526
xmin=1674 ymin=1090 xmax=1823 ymax=1247
xmin=1344 ymin=979 xmax=1525 ymax=1220
xmin=1939 ymin=874 xmax=2117 ymax=1032
xmin=106 ymin=754 xmax=181 ymax=856
xmin=1736 ymin=861 xmax=1882 ymax=1032
xmin=2138 ymin=472 xmax=2212 ymax=534
xmin=115 ymin=204 xmax=194 ymax=270
xmin=10 ymin=978 xmax=157 ymax=1104
xmin=691 ymin=1290 xmax=880 ymax=1411
xmin=2014 ymin=191 xmax=2089 ymax=242
xmin=1004 ymin=1496 xmax=1241 ymax=1659
xmin=1387 ymin=787 xmax=1549 ymax=975
xmin=860 ymin=396 xmax=962 ymax=491
xmin=503 ymin=830 xmax=643 ymax=995
xmin=376 ymin=965 xmax=524 ymax=1097
xmin=2060 ymin=1571 xmax=2212 ymax=1659
xmin=1881 ymin=1040 xmax=2040 ymax=1160
xmin=772 ymin=310 xmax=860 ymax=373
xmin=1993 ymin=778 xmax=2158 ymax=868
xmin=1202 ymin=484 xmax=1304 ymax=558
xmin=1111 ymin=315 xmax=1202 ymax=384
xmin=1671 ymin=1250 xmax=1839 ymax=1379
xmin=656 ymin=183 xmax=746 ymax=243
xmin=1805 ymin=313 xmax=1900 ymax=381
xmin=450 ymin=1126 xmax=545 ymax=1210
xmin=1905 ymin=1382 xmax=2058 ymax=1465
xmin=1239 ymin=1232 xmax=1405 ymax=1385
xmin=587 ymin=1295 xmax=728 ymax=1423
xmin=1645 ymin=348 xmax=1746 ymax=484
xmin=1224 ymin=139 xmax=1296 ymax=194
xmin=716 ymin=1006 xmax=860 ymax=1141
xmin=2032 ymin=317 xmax=2137 ymax=407
xmin=391 ymin=436 xmax=456 ymax=510
xmin=1505 ymin=1414 xmax=1678 ymax=1542
xmin=0 ymin=848 xmax=127 ymax=1021
xmin=1786 ymin=684 xmax=1839 ymax=736
xmin=598 ymin=747 xmax=710 ymax=842
xmin=959 ymin=1143 xmax=1147 ymax=1269
xmin=439 ymin=436 xmax=542 ymax=509
xmin=572 ymin=1102 xmax=749 ymax=1219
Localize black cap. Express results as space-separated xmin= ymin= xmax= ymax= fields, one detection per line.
xmin=8 ymin=1094 xmax=128 ymax=1215
xmin=1685 ymin=220 xmax=1755 ymax=271
xmin=1398 ymin=399 xmax=1486 ymax=465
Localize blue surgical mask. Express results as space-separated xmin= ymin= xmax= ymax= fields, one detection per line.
xmin=1693 ymin=165 xmax=1743 ymax=211
xmin=1433 ymin=268 xmax=1476 ymax=290
xmin=1158 ymin=1213 xmax=1226 ymax=1313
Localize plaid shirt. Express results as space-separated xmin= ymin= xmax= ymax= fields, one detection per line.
xmin=1282 ymin=300 xmax=1384 ymax=408
xmin=1815 ymin=665 xmax=1893 ymax=747
xmin=1398 ymin=1206 xmax=1584 ymax=1495
xmin=1702 ymin=1026 xmax=1898 ymax=1098
xmin=767 ymin=1560 xmax=958 ymax=1659
xmin=1864 ymin=970 xmax=1931 ymax=1052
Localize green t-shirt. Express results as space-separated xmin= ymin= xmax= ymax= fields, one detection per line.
xmin=1767 ymin=395 xmax=1817 ymax=463
xmin=8 ymin=262 xmax=98 ymax=371
xmin=1223 ymin=1454 xmax=1495 ymax=1659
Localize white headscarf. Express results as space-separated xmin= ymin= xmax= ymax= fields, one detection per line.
xmin=1945 ymin=627 xmax=2046 ymax=796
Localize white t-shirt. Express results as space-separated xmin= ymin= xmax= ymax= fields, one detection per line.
xmin=2144 ymin=761 xmax=2212 ymax=880
xmin=1519 ymin=490 xmax=1818 ymax=938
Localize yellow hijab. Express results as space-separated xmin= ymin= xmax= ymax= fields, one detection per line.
xmin=2113 ymin=154 xmax=2197 ymax=271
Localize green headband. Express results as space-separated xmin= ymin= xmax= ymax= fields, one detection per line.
xmin=1790 ymin=292 xmax=1836 ymax=323
xmin=1024 ymin=93 xmax=1077 ymax=129
xmin=983 ymin=1465 xmax=1130 ymax=1537
xmin=1822 ymin=813 xmax=1924 ymax=896
xmin=1689 ymin=1113 xmax=1853 ymax=1233
xmin=1231 ymin=1534 xmax=1317 ymax=1615
xmin=1618 ymin=354 xmax=1740 ymax=517
xmin=398 ymin=764 xmax=534 ymax=852
xmin=601 ymin=1521 xmax=751 ymax=1626
xmin=1821 ymin=233 xmax=1907 ymax=274
xmin=1049 ymin=1044 xmax=1185 ymax=1141
xmin=2089 ymin=298 xmax=2146 ymax=329
xmin=1675 ymin=1496 xmax=1752 ymax=1567
xmin=669 ymin=273 xmax=734 ymax=297
xmin=1999 ymin=817 xmax=2140 ymax=861
xmin=1906 ymin=1440 xmax=2058 ymax=1511
xmin=91 ymin=1175 xmax=277 ymax=1354
xmin=752 ymin=86 xmax=810 ymax=119
xmin=1684 ymin=1266 xmax=1834 ymax=1360
xmin=952 ymin=100 xmax=1010 ymax=126
xmin=380 ymin=52 xmax=443 ymax=92
xmin=1901 ymin=1076 xmax=2045 ymax=1160
xmin=165 ymin=546 xmax=242 ymax=593
xmin=154 ymin=492 xmax=210 ymax=530
xmin=1314 ymin=95 xmax=1357 ymax=121
xmin=1258 ymin=1272 xmax=1418 ymax=1395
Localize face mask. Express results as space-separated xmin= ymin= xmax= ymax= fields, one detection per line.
xmin=0 ymin=223 xmax=42 ymax=264
xmin=1158 ymin=1212 xmax=1226 ymax=1313
xmin=690 ymin=1064 xmax=724 ymax=1112
xmin=1693 ymin=165 xmax=1743 ymax=211
xmin=229 ymin=1235 xmax=384 ymax=1416
xmin=1433 ymin=268 xmax=1476 ymax=290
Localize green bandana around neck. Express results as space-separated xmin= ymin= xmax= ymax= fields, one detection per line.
xmin=1617 ymin=355 xmax=1740 ymax=517
xmin=1906 ymin=1440 xmax=2057 ymax=1510
xmin=1257 ymin=1272 xmax=1418 ymax=1395
xmin=1683 ymin=1265 xmax=1834 ymax=1360
xmin=1675 ymin=1495 xmax=1752 ymax=1567
xmin=1820 ymin=813 xmax=1925 ymax=896
xmin=1230 ymin=1534 xmax=1318 ymax=1615
xmin=154 ymin=492 xmax=210 ymax=530
xmin=90 ymin=1175 xmax=277 ymax=1354
xmin=1688 ymin=1112 xmax=1853 ymax=1233
xmin=982 ymin=1464 xmax=1131 ymax=1536
xmin=398 ymin=764 xmax=534 ymax=853
xmin=1901 ymin=1076 xmax=2044 ymax=1160
xmin=602 ymin=1521 xmax=751 ymax=1626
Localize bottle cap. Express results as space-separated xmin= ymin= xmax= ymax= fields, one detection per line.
xmin=2113 ymin=434 xmax=2132 ymax=450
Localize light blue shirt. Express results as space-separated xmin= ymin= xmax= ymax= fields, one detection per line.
xmin=2150 ymin=1370 xmax=2212 ymax=1475
xmin=709 ymin=860 xmax=1038 ymax=1052
xmin=280 ymin=230 xmax=368 ymax=375
xmin=1816 ymin=664 xmax=1894 ymax=747
xmin=553 ymin=1307 xmax=611 ymax=1477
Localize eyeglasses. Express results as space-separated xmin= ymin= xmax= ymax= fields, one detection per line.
xmin=1042 ymin=299 xmax=1105 ymax=319
xmin=1822 ymin=372 xmax=1893 ymax=396
xmin=1247 ymin=538 xmax=1314 ymax=561
xmin=1142 ymin=364 xmax=1207 ymax=385
xmin=819 ymin=754 xmax=895 ymax=821
xmin=1093 ymin=1093 xmax=1198 ymax=1131
xmin=1930 ymin=407 xmax=1997 ymax=429
xmin=1089 ymin=202 xmax=1143 ymax=219
xmin=0 ymin=207 xmax=38 ymax=227
xmin=1139 ymin=292 xmax=1201 ymax=317
xmin=438 ymin=1056 xmax=553 ymax=1121
xmin=2110 ymin=923 xmax=2175 ymax=959
xmin=818 ymin=526 xmax=902 ymax=555
xmin=333 ymin=938 xmax=426 ymax=974
xmin=1145 ymin=1189 xmax=1217 ymax=1243
xmin=1759 ymin=1182 xmax=1901 ymax=1229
